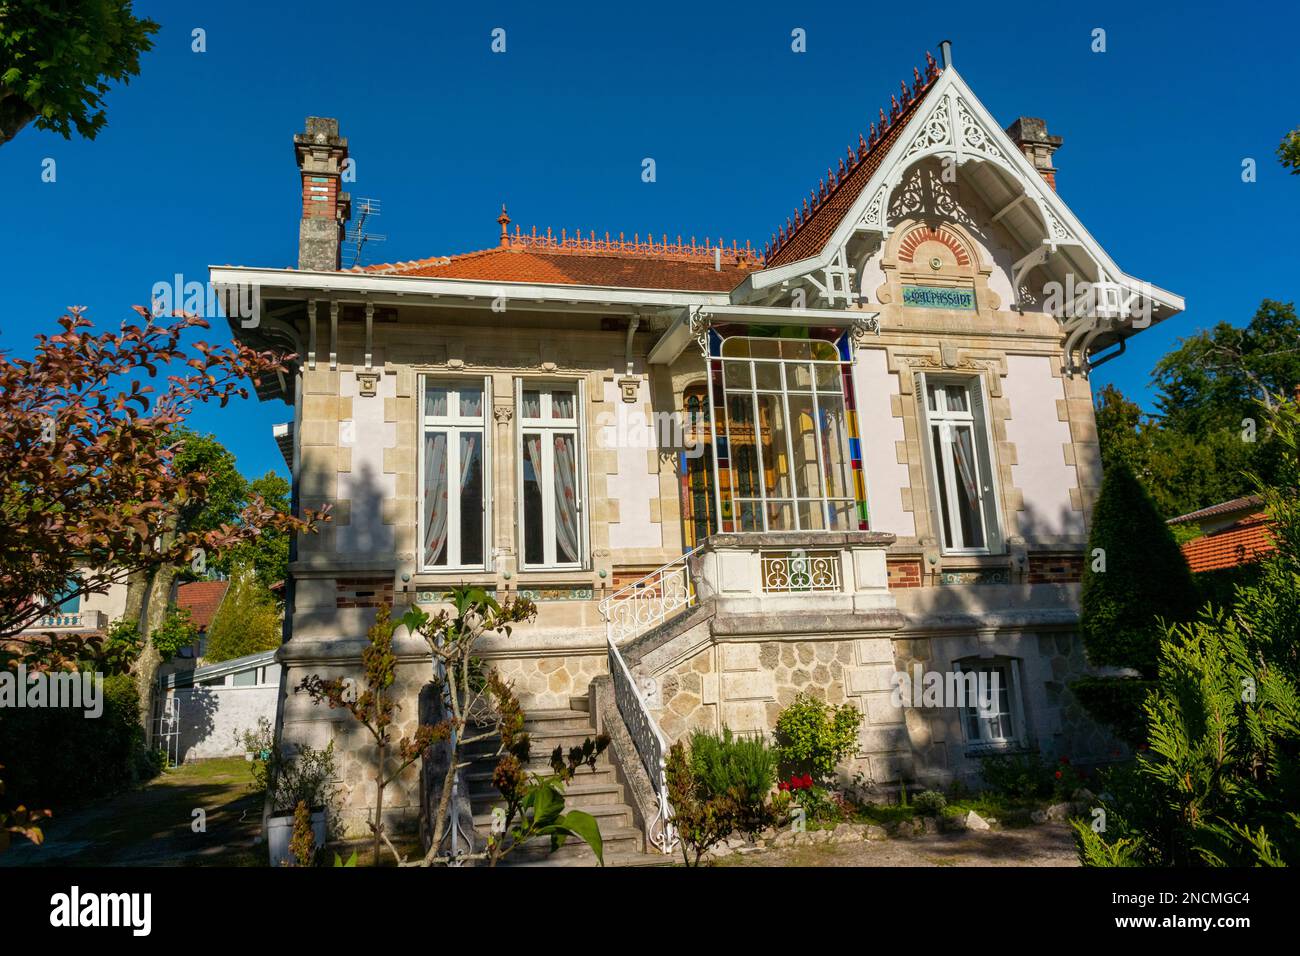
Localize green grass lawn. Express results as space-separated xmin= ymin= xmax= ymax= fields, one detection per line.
xmin=3 ymin=756 xmax=267 ymax=867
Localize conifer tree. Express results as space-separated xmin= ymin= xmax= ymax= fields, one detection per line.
xmin=1073 ymin=460 xmax=1201 ymax=743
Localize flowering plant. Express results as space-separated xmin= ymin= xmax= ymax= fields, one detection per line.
xmin=778 ymin=773 xmax=814 ymax=793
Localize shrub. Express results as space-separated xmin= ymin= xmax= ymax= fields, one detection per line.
xmin=913 ymin=790 xmax=947 ymax=816
xmin=773 ymin=693 xmax=862 ymax=783
xmin=978 ymin=752 xmax=1054 ymax=800
xmin=1074 ymin=401 xmax=1300 ymax=867
xmin=151 ymin=605 xmax=198 ymax=662
xmin=1069 ymin=677 xmax=1154 ymax=748
xmin=238 ymin=717 xmax=276 ymax=794
xmin=268 ymin=741 xmax=337 ymax=816
xmin=687 ymin=727 xmax=778 ymax=835
xmin=1080 ymin=460 xmax=1201 ymax=674
xmin=0 ymin=672 xmax=161 ymax=808
xmin=667 ymin=741 xmax=739 ymax=866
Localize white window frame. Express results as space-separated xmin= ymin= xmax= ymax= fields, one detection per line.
xmin=918 ymin=373 xmax=1004 ymax=555
xmin=515 ymin=379 xmax=587 ymax=571
xmin=418 ymin=376 xmax=492 ymax=573
xmin=954 ymin=658 xmax=1026 ymax=751
xmin=719 ymin=335 xmax=857 ymax=532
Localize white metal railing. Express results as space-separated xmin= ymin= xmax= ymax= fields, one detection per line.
xmin=598 ymin=551 xmax=701 ymax=855
xmin=606 ymin=636 xmax=677 ymax=854
xmin=27 ymin=609 xmax=106 ymax=632
xmin=761 ymin=550 xmax=841 ymax=593
xmin=598 ymin=547 xmax=699 ymax=644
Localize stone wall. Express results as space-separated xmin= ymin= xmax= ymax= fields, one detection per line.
xmin=637 ymin=617 xmax=1122 ymax=794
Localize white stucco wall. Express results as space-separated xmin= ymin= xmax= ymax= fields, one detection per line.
xmin=337 ymin=372 xmax=398 ymax=554
xmin=1002 ymin=354 xmax=1082 ymax=539
xmin=600 ymin=378 xmax=663 ymax=551
xmin=167 ymin=679 xmax=280 ymax=761
xmin=854 ymin=348 xmax=915 ymax=538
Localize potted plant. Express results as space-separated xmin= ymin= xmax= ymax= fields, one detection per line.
xmin=264 ymin=741 xmax=337 ymax=867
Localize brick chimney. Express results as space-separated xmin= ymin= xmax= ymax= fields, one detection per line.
xmin=293 ymin=117 xmax=351 ymax=271
xmin=1005 ymin=117 xmax=1062 ymax=191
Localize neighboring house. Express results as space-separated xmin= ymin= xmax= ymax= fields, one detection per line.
xmin=175 ymin=579 xmax=230 ymax=660
xmin=11 ymin=573 xmax=127 ymax=639
xmin=157 ymin=650 xmax=280 ymax=762
xmin=212 ymin=45 xmax=1185 ymax=848
xmin=1169 ymin=495 xmax=1275 ymax=573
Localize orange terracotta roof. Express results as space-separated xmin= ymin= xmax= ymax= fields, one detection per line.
xmin=765 ymin=52 xmax=942 ymax=267
xmin=355 ymin=229 xmax=760 ymax=292
xmin=176 ymin=580 xmax=229 ymax=632
xmin=1181 ymin=513 xmax=1275 ymax=573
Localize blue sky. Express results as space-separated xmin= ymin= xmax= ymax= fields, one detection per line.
xmin=1 ymin=0 xmax=1296 ymax=481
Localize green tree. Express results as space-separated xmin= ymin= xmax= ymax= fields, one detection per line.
xmin=0 ymin=0 xmax=158 ymax=146
xmin=1074 ymin=402 xmax=1300 ymax=866
xmin=1073 ymin=461 xmax=1201 ymax=744
xmin=1280 ymin=127 xmax=1300 ymax=174
xmin=204 ymin=569 xmax=281 ymax=662
xmin=1153 ymin=300 xmax=1300 ymax=438
xmin=215 ymin=471 xmax=291 ymax=590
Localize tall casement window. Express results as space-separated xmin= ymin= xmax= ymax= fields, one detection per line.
xmin=517 ymin=382 xmax=585 ymax=569
xmin=918 ymin=375 xmax=1002 ymax=554
xmin=954 ymin=658 xmax=1025 ymax=749
xmin=420 ymin=378 xmax=490 ymax=571
xmin=718 ymin=336 xmax=859 ymax=532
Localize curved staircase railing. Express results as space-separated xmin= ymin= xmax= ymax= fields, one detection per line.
xmin=598 ymin=548 xmax=701 ymax=854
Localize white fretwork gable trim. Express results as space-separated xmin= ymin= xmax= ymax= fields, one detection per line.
xmin=737 ymin=65 xmax=1183 ymax=373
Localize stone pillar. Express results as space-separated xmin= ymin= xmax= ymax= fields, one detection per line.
xmin=492 ymin=403 xmax=514 ymax=571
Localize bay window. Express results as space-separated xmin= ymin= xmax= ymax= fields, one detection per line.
xmin=919 ymin=375 xmax=1002 ymax=554
xmin=419 ymin=378 xmax=489 ymax=571
xmin=517 ymin=382 xmax=585 ymax=569
xmin=719 ymin=336 xmax=858 ymax=532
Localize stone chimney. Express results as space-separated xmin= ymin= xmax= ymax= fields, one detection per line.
xmin=1005 ymin=117 xmax=1062 ymax=191
xmin=293 ymin=117 xmax=351 ymax=271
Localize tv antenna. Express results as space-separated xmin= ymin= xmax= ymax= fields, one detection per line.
xmin=346 ymin=197 xmax=387 ymax=267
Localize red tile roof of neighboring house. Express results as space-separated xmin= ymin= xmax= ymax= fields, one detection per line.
xmin=343 ymin=50 xmax=942 ymax=289
xmin=1180 ymin=512 xmax=1275 ymax=573
xmin=1168 ymin=494 xmax=1265 ymax=526
xmin=176 ymin=580 xmax=229 ymax=632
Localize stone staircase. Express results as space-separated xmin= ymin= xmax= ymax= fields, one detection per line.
xmin=462 ymin=706 xmax=668 ymax=867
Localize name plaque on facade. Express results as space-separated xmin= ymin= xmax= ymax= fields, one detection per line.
xmin=901 ymin=285 xmax=976 ymax=310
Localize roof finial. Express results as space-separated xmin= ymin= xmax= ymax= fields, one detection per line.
xmin=939 ymin=39 xmax=952 ymax=69
xmin=914 ymin=66 xmax=924 ymax=96
xmin=497 ymin=203 xmax=511 ymax=247
xmin=859 ymin=132 xmax=868 ymax=156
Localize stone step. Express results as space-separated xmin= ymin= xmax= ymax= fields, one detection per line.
xmin=464 ymin=764 xmax=619 ymax=796
xmin=519 ymin=708 xmax=596 ymax=733
xmin=495 ymin=824 xmax=645 ymax=864
xmin=464 ymin=728 xmax=607 ymax=757
xmin=472 ymin=800 xmax=633 ymax=832
xmin=468 ymin=780 xmax=627 ymax=814
xmin=500 ymin=847 xmax=673 ymax=868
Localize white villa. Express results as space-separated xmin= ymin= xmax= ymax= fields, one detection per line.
xmin=212 ymin=43 xmax=1182 ymax=860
